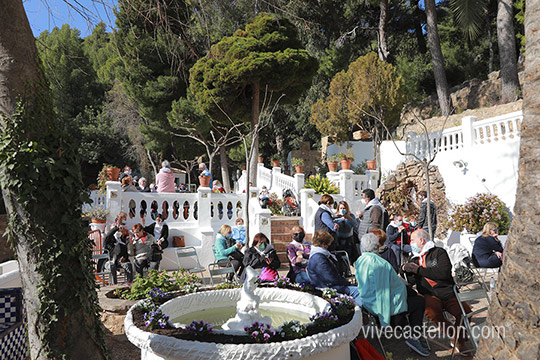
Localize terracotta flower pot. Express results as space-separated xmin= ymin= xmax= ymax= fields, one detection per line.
xmin=366 ymin=160 xmax=376 ymax=170
xmin=258 ymin=157 xmax=264 ymax=163
xmin=106 ymin=167 xmax=120 ymax=181
xmin=327 ymin=161 xmax=338 ymax=172
xmin=91 ymin=219 xmax=106 ymax=224
xmin=340 ymin=159 xmax=352 ymax=170
xmin=295 ymin=165 xmax=304 ymax=174
xmin=199 ymin=175 xmax=211 ymax=188
xmin=272 ymin=160 xmax=280 ymax=168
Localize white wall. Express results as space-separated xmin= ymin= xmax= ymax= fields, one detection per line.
xmin=326 ymin=141 xmax=374 ymax=167
xmin=380 ymin=140 xmax=406 ymax=180
xmin=380 ymin=112 xmax=521 ymax=213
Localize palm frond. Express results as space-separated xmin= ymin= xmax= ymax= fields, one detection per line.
xmin=450 ymin=0 xmax=489 ymax=40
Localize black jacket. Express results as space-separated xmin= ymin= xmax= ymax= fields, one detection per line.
xmin=405 ymin=246 xmax=455 ymax=300
xmin=144 ymin=222 xmax=169 ymax=249
xmin=418 ymin=200 xmax=437 ymax=230
xmin=243 ymin=244 xmax=280 ymax=270
xmin=104 ymin=226 xmax=129 ymax=260
xmin=378 ymin=245 xmax=399 ymax=273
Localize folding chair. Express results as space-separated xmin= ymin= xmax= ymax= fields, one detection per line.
xmin=175 ymin=247 xmax=206 ymax=284
xmin=450 ymin=284 xmax=490 ymax=358
xmin=360 ymin=307 xmax=387 ymax=360
xmin=208 ymin=261 xmax=239 ymax=285
xmin=92 ymin=249 xmax=111 ymax=286
xmin=333 ymin=250 xmax=355 ymax=284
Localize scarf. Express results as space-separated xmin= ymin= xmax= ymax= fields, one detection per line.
xmin=319 ymin=204 xmax=334 ymax=214
xmin=412 ymin=241 xmax=435 ymax=264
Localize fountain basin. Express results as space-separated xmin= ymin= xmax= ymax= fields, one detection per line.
xmin=125 ymin=288 xmax=363 ymax=360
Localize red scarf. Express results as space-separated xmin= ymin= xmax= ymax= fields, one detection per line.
xmin=419 ymin=252 xmax=438 ymax=288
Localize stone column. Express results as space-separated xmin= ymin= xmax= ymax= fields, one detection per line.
xmin=338 ymin=169 xmax=354 ymax=202
xmin=461 ymin=115 xmax=476 ymax=149
xmin=294 ymin=173 xmax=305 ymax=195
xmin=105 ymin=181 xmax=121 ymax=228
xmin=300 ymin=188 xmax=316 ymax=234
xmin=366 ymin=170 xmax=380 ymax=190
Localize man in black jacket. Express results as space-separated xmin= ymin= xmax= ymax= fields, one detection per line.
xmin=403 ymin=229 xmax=471 ymax=353
xmin=143 ymin=213 xmax=169 ymax=267
xmin=417 ymin=191 xmax=437 ymax=239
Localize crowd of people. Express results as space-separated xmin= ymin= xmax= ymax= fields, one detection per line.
xmin=117 ymin=161 xmax=194 ymax=194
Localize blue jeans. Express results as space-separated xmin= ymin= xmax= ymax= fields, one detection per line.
xmin=294 ymin=271 xmax=310 ymax=284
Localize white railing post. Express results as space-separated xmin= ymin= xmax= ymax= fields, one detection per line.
xmin=462 ymin=116 xmax=476 ymax=149
xmin=271 ymin=166 xmax=281 ymax=192
xmin=366 ymin=170 xmax=379 ymax=190
xmin=295 ymin=173 xmax=305 ymax=195
xmin=338 ymin=169 xmax=354 ymax=203
xmin=300 ymin=188 xmax=316 ymax=234
xmin=105 ymin=181 xmax=121 ymax=226
xmin=197 ymin=187 xmax=212 ymax=229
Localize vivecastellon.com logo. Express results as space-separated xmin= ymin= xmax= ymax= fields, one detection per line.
xmin=359 ymin=323 xmax=506 ymax=341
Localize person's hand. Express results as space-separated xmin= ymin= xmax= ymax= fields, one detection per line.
xmin=356 ymin=211 xmax=364 ymax=218
xmin=333 ymin=223 xmax=339 ymax=230
xmin=403 ymin=262 xmax=419 ymax=274
xmin=264 ymin=257 xmax=272 ymax=264
xmin=296 ymin=252 xmax=303 ymax=262
xmin=495 ymin=251 xmax=503 ymax=259
xmin=235 ymin=242 xmax=243 ymax=249
xmin=398 ymin=226 xmax=405 ymax=232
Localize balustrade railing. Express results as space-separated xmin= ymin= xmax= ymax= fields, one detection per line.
xmin=473 ymin=111 xmax=522 ymax=145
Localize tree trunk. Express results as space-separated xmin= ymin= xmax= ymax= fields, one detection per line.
xmin=412 ymin=0 xmax=427 ymax=53
xmin=425 ymin=0 xmax=452 ymax=116
xmin=219 ymin=144 xmax=231 ymax=192
xmin=475 ymin=2 xmax=540 ymax=358
xmin=378 ymin=0 xmax=390 ymax=62
xmin=0 ymin=1 xmax=106 ymax=359
xmin=487 ymin=9 xmax=494 ymax=73
xmin=249 ymin=82 xmax=260 ymax=186
xmin=497 ymin=0 xmax=521 ymax=103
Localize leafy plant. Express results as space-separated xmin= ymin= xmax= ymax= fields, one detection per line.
xmin=279 ymin=320 xmax=307 ymax=339
xmin=273 ymin=276 xmax=291 ymax=288
xmin=97 ymin=163 xmax=117 ymax=194
xmin=330 ymin=294 xmax=356 ymax=318
xmin=186 ymin=320 xmax=213 ymax=336
xmin=271 ymin=154 xmax=280 ymax=161
xmin=143 ymin=308 xmax=169 ymax=329
xmin=321 ymin=288 xmax=338 ymax=299
xmin=352 ymin=163 xmax=367 ymax=175
xmin=175 ymin=267 xmax=199 ymax=287
xmin=309 ymin=311 xmax=338 ymax=328
xmin=291 ymin=157 xmax=304 ymax=167
xmin=297 ymin=282 xmax=315 ymax=292
xmin=214 ymin=282 xmax=241 ymax=290
xmin=327 ymin=154 xmax=339 ymax=162
xmin=304 ymin=174 xmax=339 ymax=194
xmin=244 ymin=321 xmax=276 ymax=343
xmin=147 ymin=288 xmax=168 ymax=303
xmin=268 ymin=192 xmax=283 ymax=215
xmin=446 ymin=193 xmax=511 ymax=235
xmin=338 ymin=150 xmax=354 ymax=161
xmin=125 ymin=270 xmax=177 ymax=300
xmin=81 ymin=204 xmax=109 ymax=221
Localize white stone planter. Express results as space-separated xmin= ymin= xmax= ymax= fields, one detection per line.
xmin=125 ymin=288 xmax=362 ymax=360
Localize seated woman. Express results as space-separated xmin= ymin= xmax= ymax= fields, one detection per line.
xmin=121 ymin=176 xmax=138 ymax=192
xmin=143 ymin=213 xmax=169 ymax=270
xmin=243 ymin=233 xmax=281 ymax=281
xmin=307 ymin=230 xmax=361 ymax=305
xmin=287 ymin=225 xmax=311 ymax=284
xmin=213 ymin=224 xmax=244 ymax=280
xmin=355 ymin=233 xmax=429 ymax=357
xmin=128 ymin=223 xmax=159 ymax=278
xmin=259 ymin=186 xmax=270 ymax=208
xmin=334 ymin=201 xmax=359 ymax=263
xmin=103 ymin=212 xmax=133 ymax=284
xmin=370 ymin=229 xmax=399 ymax=273
xmin=472 ymin=222 xmax=504 ymax=268
xmin=212 ymin=180 xmax=226 ymax=193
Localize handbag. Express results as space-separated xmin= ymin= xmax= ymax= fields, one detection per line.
xmin=173 ymin=236 xmax=185 ymax=247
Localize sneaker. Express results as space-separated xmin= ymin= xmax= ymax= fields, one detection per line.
xmin=406 ymin=337 xmax=430 ymax=357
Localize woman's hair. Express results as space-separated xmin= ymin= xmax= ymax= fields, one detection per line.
xmin=139 ymin=177 xmax=147 ymax=184
xmin=290 ymin=225 xmax=305 ymax=235
xmin=131 ymin=223 xmax=144 ymax=232
xmin=219 ymin=224 xmax=232 ymax=236
xmin=361 ymin=233 xmax=380 ymax=253
xmin=337 ymin=201 xmax=352 ymax=220
xmin=162 ymin=160 xmax=170 ymax=168
xmin=370 ymin=229 xmax=387 ymax=247
xmin=251 ymin=233 xmax=269 ymax=247
xmin=115 ymin=212 xmax=127 ymax=222
xmin=121 ymin=176 xmax=132 ymax=186
xmin=236 ymin=218 xmax=244 ymax=225
xmin=312 ymin=230 xmax=334 ymax=248
xmin=320 ymin=194 xmax=334 ymax=206
xmin=155 ymin=213 xmax=163 ymax=221
xmin=482 ymin=222 xmax=498 ymax=237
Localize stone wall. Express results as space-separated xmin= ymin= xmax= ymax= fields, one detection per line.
xmin=376 ymin=159 xmax=448 ymax=239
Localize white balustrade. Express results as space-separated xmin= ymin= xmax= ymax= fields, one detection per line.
xmin=272 ymin=170 xmax=298 ymax=197
xmin=257 ymin=163 xmax=273 ymax=190
xmin=473 ymin=111 xmax=522 ymax=145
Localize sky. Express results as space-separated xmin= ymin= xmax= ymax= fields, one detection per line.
xmin=23 ymin=0 xmax=117 ymax=37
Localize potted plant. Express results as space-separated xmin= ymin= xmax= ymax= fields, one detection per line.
xmin=97 ymin=163 xmax=120 ymax=194
xmin=326 ymin=154 xmax=339 ymax=172
xmin=258 ymin=154 xmax=264 ymax=164
xmin=366 ymin=160 xmax=376 ymax=170
xmin=82 ymin=204 xmax=110 ymax=232
xmin=338 ymin=151 xmax=354 ymax=170
xmin=271 ymin=155 xmax=280 ymax=168
xmin=291 ymin=157 xmax=304 ymax=174
xmin=199 ymin=174 xmax=211 ymax=188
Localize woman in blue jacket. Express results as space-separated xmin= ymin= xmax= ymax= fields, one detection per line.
xmin=214 ymin=224 xmax=245 ymax=279
xmin=472 ymin=222 xmax=504 ymax=268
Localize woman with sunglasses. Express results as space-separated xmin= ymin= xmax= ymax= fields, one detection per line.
xmin=472 ymin=222 xmax=504 ymax=268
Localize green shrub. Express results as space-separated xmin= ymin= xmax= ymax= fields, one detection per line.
xmin=446 ymin=193 xmax=511 ymax=235
xmin=269 ymin=192 xmax=283 ymax=215
xmin=125 ymin=270 xmax=177 ymax=300
xmin=304 ymin=174 xmax=339 ymax=194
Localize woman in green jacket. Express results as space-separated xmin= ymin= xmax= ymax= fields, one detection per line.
xmin=214 ymin=224 xmax=244 ymax=280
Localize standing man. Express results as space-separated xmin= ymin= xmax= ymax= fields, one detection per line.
xmin=357 ymin=189 xmax=389 ymax=237
xmin=417 ymin=190 xmax=437 ymax=239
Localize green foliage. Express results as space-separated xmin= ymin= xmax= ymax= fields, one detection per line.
xmin=310 ymin=52 xmax=406 ymax=141
xmin=214 ymin=282 xmax=241 ymax=290
xmin=125 ymin=270 xmax=178 ymax=300
xmin=269 ymin=192 xmax=284 ymax=215
xmin=81 ymin=204 xmax=109 ymax=221
xmin=450 ymin=0 xmax=488 ymax=40
xmin=189 ymin=12 xmax=318 ymax=126
xmin=352 ymin=163 xmax=367 ymax=175
xmin=175 ymin=267 xmax=200 ymax=287
xmin=446 ymin=193 xmax=511 ymax=235
xmin=304 ymin=174 xmax=339 ymax=195
xmin=291 ymin=157 xmax=304 ymax=167
xmin=279 ymin=320 xmax=307 ymax=339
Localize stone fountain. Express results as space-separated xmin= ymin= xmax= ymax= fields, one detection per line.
xmin=125 ymin=266 xmax=363 ymax=359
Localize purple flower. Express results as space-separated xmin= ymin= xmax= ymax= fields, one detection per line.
xmin=263 ymin=333 xmax=270 ymax=340
xmin=252 ymin=331 xmax=259 ymax=338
